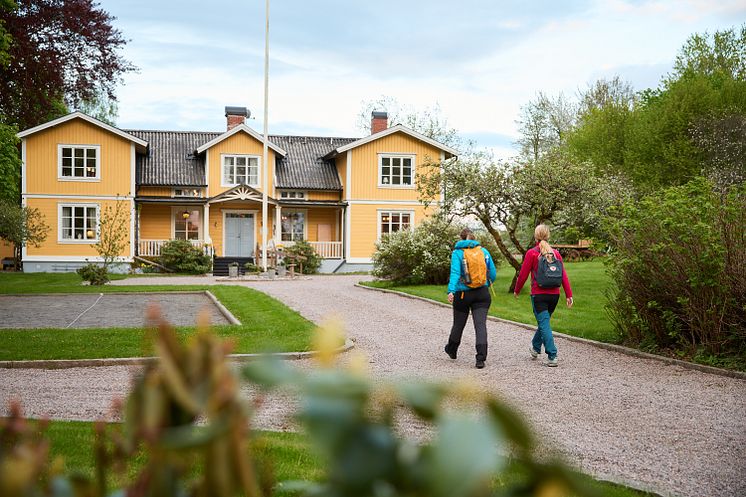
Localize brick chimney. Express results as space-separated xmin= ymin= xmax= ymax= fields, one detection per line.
xmin=225 ymin=106 xmax=251 ymax=130
xmin=371 ymin=111 xmax=388 ymax=134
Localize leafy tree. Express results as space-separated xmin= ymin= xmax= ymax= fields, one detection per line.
xmin=0 ymin=122 xmax=20 ymax=204
xmin=0 ymin=0 xmax=12 ymax=66
xmin=77 ymin=89 xmax=119 ymax=126
xmin=0 ymin=0 xmax=135 ymax=131
xmin=691 ymin=111 xmax=746 ymax=188
xmin=515 ymin=92 xmax=575 ymax=162
xmin=94 ymin=199 xmax=130 ymax=272
xmin=668 ymin=24 xmax=745 ymax=82
xmin=0 ymin=199 xmax=48 ymax=268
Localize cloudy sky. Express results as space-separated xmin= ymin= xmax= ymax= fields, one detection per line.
xmin=101 ymin=0 xmax=744 ymax=157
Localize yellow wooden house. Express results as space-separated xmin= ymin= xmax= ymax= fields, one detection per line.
xmin=17 ymin=108 xmax=457 ymax=274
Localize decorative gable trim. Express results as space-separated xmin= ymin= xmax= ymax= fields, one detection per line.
xmin=325 ymin=124 xmax=458 ymax=158
xmin=17 ymin=111 xmax=149 ymax=149
xmin=208 ymin=184 xmax=278 ymax=205
xmin=195 ymin=124 xmax=287 ymax=156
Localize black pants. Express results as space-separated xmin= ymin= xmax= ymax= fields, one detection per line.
xmin=448 ymin=287 xmax=491 ymax=358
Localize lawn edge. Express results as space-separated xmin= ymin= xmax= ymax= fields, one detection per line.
xmin=0 ymin=338 xmax=354 ymax=369
xmin=356 ymin=283 xmax=746 ymax=381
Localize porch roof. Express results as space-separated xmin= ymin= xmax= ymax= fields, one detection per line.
xmin=135 ymin=196 xmax=207 ymax=204
xmin=278 ymin=200 xmax=347 ymax=208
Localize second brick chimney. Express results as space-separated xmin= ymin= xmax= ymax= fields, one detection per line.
xmin=371 ymin=111 xmax=388 ymax=134
xmin=225 ymin=106 xmax=251 ymax=131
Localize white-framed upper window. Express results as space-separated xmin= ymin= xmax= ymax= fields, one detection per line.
xmin=378 ymin=210 xmax=413 ymax=237
xmin=379 ymin=154 xmax=415 ymax=188
xmin=58 ymin=145 xmax=100 ymax=181
xmin=172 ymin=207 xmax=201 ymax=241
xmin=59 ymin=203 xmax=99 ymax=243
xmin=279 ymin=190 xmax=307 ymax=200
xmin=222 ymin=154 xmax=260 ymax=187
xmin=172 ymin=188 xmax=202 ymax=198
xmin=281 ymin=210 xmax=306 ymax=242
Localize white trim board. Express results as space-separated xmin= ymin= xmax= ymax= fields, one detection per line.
xmin=22 ymin=256 xmax=135 ymax=263
xmin=195 ymin=124 xmax=286 ymax=156
xmin=347 ymin=199 xmax=424 ymax=205
xmin=330 ymin=124 xmax=458 ymax=158
xmin=24 ymin=194 xmax=134 ymax=200
xmin=346 ymin=257 xmax=373 ymax=264
xmin=16 ymin=111 xmax=148 ymax=148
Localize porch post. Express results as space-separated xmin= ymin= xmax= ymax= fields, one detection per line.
xmin=203 ymin=202 xmax=212 ymax=252
xmin=275 ymin=204 xmax=282 ymax=245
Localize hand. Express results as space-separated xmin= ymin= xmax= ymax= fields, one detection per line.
xmin=513 ymin=292 xmax=519 ymax=299
xmin=567 ymin=297 xmax=574 ymax=308
xmin=447 ymin=293 xmax=454 ymax=304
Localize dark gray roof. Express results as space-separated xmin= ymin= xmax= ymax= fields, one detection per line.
xmin=270 ymin=135 xmax=355 ymax=190
xmin=128 ymin=130 xmax=219 ymax=187
xmin=126 ymin=129 xmax=358 ymax=190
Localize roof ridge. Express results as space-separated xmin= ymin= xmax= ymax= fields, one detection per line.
xmin=124 ymin=129 xmax=223 ymax=134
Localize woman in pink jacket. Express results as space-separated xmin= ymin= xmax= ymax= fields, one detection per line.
xmin=513 ymin=224 xmax=573 ymax=367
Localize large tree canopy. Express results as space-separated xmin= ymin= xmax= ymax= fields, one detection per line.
xmin=0 ymin=0 xmax=135 ymax=130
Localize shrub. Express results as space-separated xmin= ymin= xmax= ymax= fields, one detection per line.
xmin=373 ymin=216 xmax=482 ymax=285
xmin=284 ymin=240 xmax=321 ymax=274
xmin=244 ymin=262 xmax=260 ymax=273
xmin=159 ymin=239 xmax=212 ymax=274
xmin=77 ymin=262 xmax=109 ymax=285
xmin=607 ymin=178 xmax=745 ymax=361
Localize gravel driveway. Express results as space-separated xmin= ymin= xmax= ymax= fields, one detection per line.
xmin=2 ymin=275 xmax=744 ymax=497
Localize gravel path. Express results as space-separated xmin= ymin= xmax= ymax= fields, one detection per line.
xmin=2 ymin=275 xmax=745 ymax=497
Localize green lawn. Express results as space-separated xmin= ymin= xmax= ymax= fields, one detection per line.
xmin=0 ymin=274 xmax=315 ymax=360
xmin=362 ymin=261 xmax=620 ymax=344
xmin=41 ymin=420 xmax=654 ymax=497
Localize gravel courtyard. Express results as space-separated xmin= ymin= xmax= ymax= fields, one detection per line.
xmin=1 ymin=275 xmax=744 ymax=497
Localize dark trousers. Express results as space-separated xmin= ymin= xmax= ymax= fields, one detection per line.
xmin=448 ymin=287 xmax=491 ymax=360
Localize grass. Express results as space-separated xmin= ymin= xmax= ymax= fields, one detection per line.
xmin=41 ymin=420 xmax=654 ymax=497
xmin=363 ymin=260 xmax=620 ymax=344
xmin=0 ymin=274 xmax=316 ymax=360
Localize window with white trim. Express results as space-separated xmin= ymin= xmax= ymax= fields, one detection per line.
xmin=60 ymin=204 xmax=99 ymax=241
xmin=59 ymin=145 xmax=100 ymax=179
xmin=281 ymin=210 xmax=305 ymax=242
xmin=173 ymin=188 xmax=202 ymax=197
xmin=222 ymin=155 xmax=259 ymax=186
xmin=279 ymin=190 xmax=306 ymax=200
xmin=379 ymin=154 xmax=414 ymax=187
xmin=174 ymin=209 xmax=201 ymax=240
xmin=379 ymin=211 xmax=412 ymax=236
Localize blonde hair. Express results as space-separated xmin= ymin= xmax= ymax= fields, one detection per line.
xmin=534 ymin=224 xmax=553 ymax=257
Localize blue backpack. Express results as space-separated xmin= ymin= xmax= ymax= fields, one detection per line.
xmin=533 ymin=247 xmax=563 ymax=288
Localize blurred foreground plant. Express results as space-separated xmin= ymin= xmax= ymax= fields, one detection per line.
xmin=2 ymin=312 xmax=600 ymax=497
xmin=244 ymin=325 xmax=600 ymax=497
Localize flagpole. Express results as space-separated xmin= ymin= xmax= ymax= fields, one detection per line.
xmin=261 ymin=0 xmax=269 ymax=271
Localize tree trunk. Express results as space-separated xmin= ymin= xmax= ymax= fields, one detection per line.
xmin=508 ymin=271 xmax=519 ymax=293
xmin=479 ymin=215 xmax=523 ymax=292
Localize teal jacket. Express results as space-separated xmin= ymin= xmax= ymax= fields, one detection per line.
xmin=447 ymin=240 xmax=497 ymax=294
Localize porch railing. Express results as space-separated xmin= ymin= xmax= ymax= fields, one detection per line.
xmin=138 ymin=239 xmax=212 ymax=257
xmin=307 ymin=241 xmax=343 ymax=259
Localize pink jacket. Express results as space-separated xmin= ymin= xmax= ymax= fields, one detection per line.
xmin=514 ymin=246 xmax=573 ymax=298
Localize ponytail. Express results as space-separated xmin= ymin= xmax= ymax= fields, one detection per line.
xmin=534 ymin=224 xmax=553 ymax=257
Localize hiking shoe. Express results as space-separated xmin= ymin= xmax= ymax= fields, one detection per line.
xmin=444 ymin=344 xmax=457 ymax=360
xmin=529 ymin=347 xmax=539 ymax=359
xmin=546 ymin=358 xmax=558 ymax=367
xmin=475 ymin=359 xmax=485 ymax=369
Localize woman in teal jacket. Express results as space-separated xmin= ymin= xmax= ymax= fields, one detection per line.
xmin=445 ymin=229 xmax=497 ymax=368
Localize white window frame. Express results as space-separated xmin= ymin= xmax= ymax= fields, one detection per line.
xmin=170 ymin=206 xmax=203 ymax=241
xmin=377 ymin=209 xmax=414 ymax=239
xmin=281 ymin=209 xmax=308 ymax=242
xmin=378 ymin=153 xmax=415 ymax=189
xmin=58 ymin=144 xmax=101 ymax=181
xmin=279 ymin=190 xmax=307 ymax=200
xmin=172 ymin=188 xmax=203 ymax=198
xmin=221 ymin=154 xmax=261 ymax=188
xmin=58 ymin=203 xmax=100 ymax=243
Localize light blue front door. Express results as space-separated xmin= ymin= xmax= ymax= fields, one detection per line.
xmin=225 ymin=213 xmax=254 ymax=257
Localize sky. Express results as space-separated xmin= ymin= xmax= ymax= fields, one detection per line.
xmin=100 ymin=0 xmax=745 ymax=158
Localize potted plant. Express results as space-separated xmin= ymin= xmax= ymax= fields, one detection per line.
xmin=276 ymin=260 xmax=287 ymax=277
xmin=228 ymin=262 xmax=239 ymax=278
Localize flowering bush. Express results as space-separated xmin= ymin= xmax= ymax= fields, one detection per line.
xmin=373 ymin=216 xmax=486 ymax=285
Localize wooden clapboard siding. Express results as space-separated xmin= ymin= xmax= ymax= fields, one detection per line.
xmin=24 ymin=119 xmax=133 ymax=196
xmin=25 ymin=197 xmax=131 ymax=257
xmin=306 ymin=208 xmax=339 ymax=242
xmin=348 ymin=132 xmax=441 ymax=201
xmin=206 ymin=132 xmax=277 ymax=197
xmin=348 ymin=203 xmax=431 ymax=259
xmin=307 ymin=191 xmax=341 ymax=201
xmin=138 ymin=204 xmax=172 ymax=239
xmin=137 ymin=187 xmax=173 ymax=197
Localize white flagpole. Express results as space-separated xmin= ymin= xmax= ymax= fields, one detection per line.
xmin=261 ymin=0 xmax=270 ymax=271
